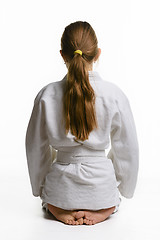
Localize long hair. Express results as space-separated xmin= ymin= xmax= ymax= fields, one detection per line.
xmin=61 ymin=21 xmax=98 ymax=141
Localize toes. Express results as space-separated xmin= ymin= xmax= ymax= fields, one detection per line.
xmin=85 ymin=219 xmax=89 ymax=225
xmin=75 ymin=211 xmax=85 ymax=219
xmin=84 ymin=219 xmax=91 ymax=225
xmin=70 ymin=220 xmax=77 ymax=225
xmin=77 ymin=218 xmax=83 ymax=225
xmin=83 ymin=218 xmax=94 ymax=225
xmin=83 ymin=218 xmax=87 ymax=224
xmin=64 ymin=211 xmax=96 ymax=226
xmin=92 ymin=220 xmax=96 ymax=225
xmin=66 ymin=219 xmax=81 ymax=225
xmin=87 ymin=220 xmax=92 ymax=225
xmin=68 ymin=220 xmax=72 ymax=225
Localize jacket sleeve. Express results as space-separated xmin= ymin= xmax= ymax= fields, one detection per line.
xmin=107 ymin=92 xmax=139 ymax=198
xmin=26 ymin=93 xmax=52 ymax=197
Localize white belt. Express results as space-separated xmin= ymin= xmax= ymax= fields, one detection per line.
xmin=56 ymin=149 xmax=107 ymax=164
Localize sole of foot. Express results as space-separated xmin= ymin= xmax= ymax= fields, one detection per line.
xmin=83 ymin=206 xmax=116 ymax=225
xmin=47 ymin=204 xmax=115 ymax=225
xmin=48 ymin=204 xmax=84 ymax=225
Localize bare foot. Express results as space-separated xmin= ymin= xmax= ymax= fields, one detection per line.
xmin=47 ymin=204 xmax=84 ymax=225
xmin=82 ymin=206 xmax=116 ymax=225
xmin=47 ymin=204 xmax=115 ymax=225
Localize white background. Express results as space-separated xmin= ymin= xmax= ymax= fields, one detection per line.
xmin=0 ymin=0 xmax=160 ymax=239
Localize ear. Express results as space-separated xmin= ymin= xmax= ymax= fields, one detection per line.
xmin=60 ymin=50 xmax=63 ymax=57
xmin=60 ymin=50 xmax=68 ymax=62
xmin=94 ymin=48 xmax=101 ymax=62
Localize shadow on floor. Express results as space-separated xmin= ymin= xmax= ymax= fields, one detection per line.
xmin=42 ymin=207 xmax=57 ymax=221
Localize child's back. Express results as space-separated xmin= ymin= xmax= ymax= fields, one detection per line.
xmin=26 ymin=21 xmax=139 ymax=225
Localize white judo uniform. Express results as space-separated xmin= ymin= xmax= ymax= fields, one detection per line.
xmin=26 ymin=71 xmax=139 ymax=210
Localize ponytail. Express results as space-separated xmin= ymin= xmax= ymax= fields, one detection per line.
xmin=61 ymin=21 xmax=98 ymax=141
xmin=64 ymin=53 xmax=97 ymax=141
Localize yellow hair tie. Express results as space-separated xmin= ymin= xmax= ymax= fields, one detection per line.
xmin=74 ymin=50 xmax=82 ymax=56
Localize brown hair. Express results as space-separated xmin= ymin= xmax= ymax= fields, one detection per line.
xmin=61 ymin=21 xmax=98 ymax=141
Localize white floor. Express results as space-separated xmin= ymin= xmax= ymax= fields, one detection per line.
xmin=1 ymin=171 xmax=160 ymax=240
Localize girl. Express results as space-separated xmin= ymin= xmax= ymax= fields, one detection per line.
xmin=26 ymin=21 xmax=139 ymax=225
